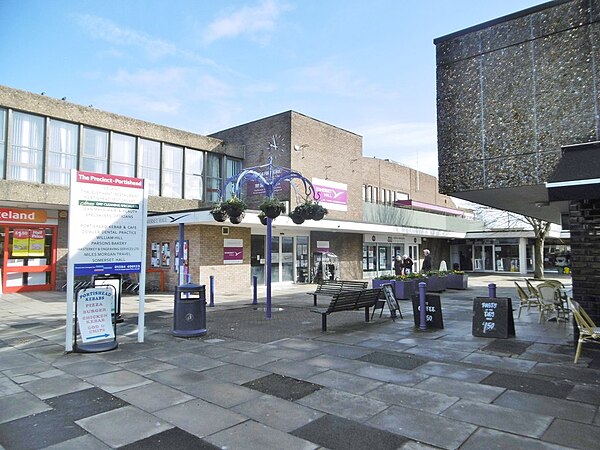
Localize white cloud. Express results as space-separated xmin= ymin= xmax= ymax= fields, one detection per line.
xmin=111 ymin=68 xmax=190 ymax=89
xmin=75 ymin=14 xmax=176 ymax=59
xmin=100 ymin=92 xmax=181 ymax=115
xmin=202 ymin=0 xmax=287 ymax=44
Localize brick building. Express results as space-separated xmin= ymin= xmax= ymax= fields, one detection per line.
xmin=0 ymin=84 xmax=477 ymax=295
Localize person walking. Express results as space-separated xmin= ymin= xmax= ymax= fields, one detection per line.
xmin=403 ymin=254 xmax=413 ymax=274
xmin=422 ymin=249 xmax=432 ymax=273
xmin=394 ymin=255 xmax=403 ymax=276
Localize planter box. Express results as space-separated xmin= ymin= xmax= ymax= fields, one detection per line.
xmin=425 ymin=275 xmax=447 ymax=292
xmin=394 ymin=279 xmax=416 ymax=300
xmin=446 ymin=273 xmax=468 ymax=290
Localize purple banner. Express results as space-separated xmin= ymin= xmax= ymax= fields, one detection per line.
xmin=313 ymin=183 xmax=347 ymax=205
xmin=224 ymin=247 xmax=243 ymax=264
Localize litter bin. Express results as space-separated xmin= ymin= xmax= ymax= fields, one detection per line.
xmin=173 ymin=283 xmax=207 ymax=337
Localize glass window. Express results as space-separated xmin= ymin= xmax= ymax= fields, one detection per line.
xmin=82 ymin=127 xmax=108 ymax=173
xmin=10 ymin=112 xmax=45 ymax=182
xmin=206 ymin=153 xmax=222 ymax=202
xmin=162 ymin=144 xmax=183 ymax=198
xmin=0 ymin=108 xmax=6 ymax=177
xmin=138 ymin=139 xmax=160 ymax=196
xmin=184 ymin=148 xmax=204 ymax=200
xmin=47 ymin=119 xmax=78 ymax=186
xmin=225 ymin=157 xmax=242 ymax=200
xmin=110 ymin=133 xmax=136 ymax=177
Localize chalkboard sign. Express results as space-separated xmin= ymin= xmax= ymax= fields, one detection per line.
xmin=411 ymin=294 xmax=444 ymax=329
xmin=472 ymin=297 xmax=516 ymax=338
xmin=382 ymin=284 xmax=402 ymax=320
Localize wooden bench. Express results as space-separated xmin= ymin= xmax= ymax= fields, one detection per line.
xmin=311 ymin=288 xmax=382 ymax=331
xmin=308 ymin=280 xmax=369 ymax=306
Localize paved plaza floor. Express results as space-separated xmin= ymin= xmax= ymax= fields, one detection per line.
xmin=1 ymin=273 xmax=600 ymax=449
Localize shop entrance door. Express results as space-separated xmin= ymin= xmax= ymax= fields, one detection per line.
xmin=2 ymin=226 xmax=57 ymax=292
xmin=407 ymin=244 xmax=418 ymax=273
xmin=270 ymin=236 xmax=294 ymax=284
xmin=473 ymin=245 xmax=494 ymax=271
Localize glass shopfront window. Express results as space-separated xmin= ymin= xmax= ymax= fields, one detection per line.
xmin=47 ymin=119 xmax=78 ymax=186
xmin=2 ymin=225 xmax=56 ymax=292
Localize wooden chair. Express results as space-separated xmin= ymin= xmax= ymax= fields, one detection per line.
xmin=514 ymin=281 xmax=541 ymax=318
xmin=568 ymin=299 xmax=600 ymax=364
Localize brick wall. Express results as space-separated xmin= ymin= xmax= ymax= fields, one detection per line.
xmin=569 ymin=199 xmax=600 ymax=323
xmin=147 ymin=224 xmax=251 ymax=294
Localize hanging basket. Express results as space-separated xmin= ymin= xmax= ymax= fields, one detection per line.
xmin=222 ymin=196 xmax=246 ymax=218
xmin=290 ymin=212 xmax=305 ymax=225
xmin=259 ymin=198 xmax=285 ymax=219
xmin=211 ymin=210 xmax=228 ymax=222
xmin=230 ymin=212 xmax=245 ymax=224
xmin=258 ymin=213 xmax=268 ymax=225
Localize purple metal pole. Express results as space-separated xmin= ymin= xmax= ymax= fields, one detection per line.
xmin=419 ymin=281 xmax=427 ymax=330
xmin=209 ymin=275 xmax=215 ymax=307
xmin=252 ymin=275 xmax=258 ymax=305
xmin=488 ymin=283 xmax=497 ymax=299
xmin=266 ymin=217 xmax=272 ymax=319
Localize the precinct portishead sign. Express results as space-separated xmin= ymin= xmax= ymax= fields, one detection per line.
xmin=70 ymin=171 xmax=145 ymax=276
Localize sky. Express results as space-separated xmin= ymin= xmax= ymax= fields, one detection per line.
xmin=0 ymin=0 xmax=544 ymax=177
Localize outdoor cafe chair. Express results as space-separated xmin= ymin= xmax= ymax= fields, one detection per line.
xmin=515 ymin=281 xmax=541 ymax=318
xmin=568 ymin=299 xmax=600 ymax=364
xmin=536 ymin=282 xmax=562 ymax=323
xmin=525 ymin=278 xmax=541 ymax=299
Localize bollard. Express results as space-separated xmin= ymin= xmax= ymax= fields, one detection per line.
xmin=209 ymin=275 xmax=215 ymax=307
xmin=419 ymin=281 xmax=427 ymax=330
xmin=488 ymin=283 xmax=497 ymax=299
xmin=252 ymin=276 xmax=258 ymax=305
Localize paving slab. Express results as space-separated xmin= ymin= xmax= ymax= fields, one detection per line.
xmin=481 ymin=371 xmax=574 ymax=399
xmin=413 ymin=376 xmax=505 ymax=403
xmin=115 ymin=382 xmax=194 ymax=412
xmin=44 ymin=433 xmax=111 ymax=450
xmin=242 ymin=373 xmax=322 ymax=401
xmin=358 ymin=351 xmax=427 ymax=370
xmin=461 ymin=427 xmax=571 ymax=450
xmin=84 ymin=369 xmax=153 ymax=393
xmin=307 ymin=369 xmax=384 ymax=395
xmin=206 ymin=419 xmax=318 ymax=450
xmin=232 ymin=394 xmax=324 ymax=432
xmin=0 ymin=391 xmax=51 ymax=424
xmin=366 ymin=383 xmax=459 ymax=414
xmin=154 ymin=398 xmax=246 ymax=437
xmin=367 ymin=405 xmax=477 ymax=450
xmin=119 ymin=427 xmax=220 ymax=450
xmin=442 ymin=399 xmax=554 ymax=438
xmin=258 ymin=359 xmax=329 ymax=379
xmin=412 ymin=361 xmax=492 ymax=382
xmin=199 ymin=363 xmax=270 ymax=385
xmin=291 ymin=414 xmax=409 ymax=450
xmin=179 ymin=380 xmax=262 ymax=408
xmin=297 ymin=388 xmax=389 ymax=422
xmin=21 ymin=373 xmax=92 ymax=400
xmin=542 ymin=418 xmax=600 ymax=449
xmin=349 ymin=364 xmax=430 ymax=386
xmin=76 ymin=405 xmax=173 ymax=448
xmin=46 ymin=387 xmax=129 ymax=421
xmin=493 ymin=389 xmax=596 ymax=423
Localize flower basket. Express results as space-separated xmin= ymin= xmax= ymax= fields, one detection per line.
xmin=222 ymin=196 xmax=246 ymax=218
xmin=259 ymin=197 xmax=285 ymax=219
xmin=307 ymin=202 xmax=328 ymax=220
xmin=289 ymin=210 xmax=305 ymax=224
xmin=295 ymin=203 xmax=313 ymax=220
xmin=230 ymin=212 xmax=245 ymax=224
xmin=258 ymin=212 xmax=268 ymax=225
xmin=210 ymin=203 xmax=228 ymax=222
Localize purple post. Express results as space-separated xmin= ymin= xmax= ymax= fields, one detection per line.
xmin=488 ymin=283 xmax=497 ymax=299
xmin=419 ymin=281 xmax=427 ymax=330
xmin=252 ymin=275 xmax=258 ymax=305
xmin=266 ymin=217 xmax=272 ymax=319
xmin=209 ymin=275 xmax=215 ymax=307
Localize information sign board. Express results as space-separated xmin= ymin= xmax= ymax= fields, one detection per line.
xmin=76 ymin=287 xmax=115 ymax=343
xmin=472 ymin=297 xmax=515 ymax=338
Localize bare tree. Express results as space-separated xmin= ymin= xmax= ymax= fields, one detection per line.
xmin=471 ymin=205 xmax=552 ymax=279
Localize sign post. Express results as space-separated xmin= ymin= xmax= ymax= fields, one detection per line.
xmin=65 ymin=170 xmax=147 ymax=352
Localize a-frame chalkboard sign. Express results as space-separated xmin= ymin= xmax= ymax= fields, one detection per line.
xmin=472 ymin=297 xmax=516 ymax=338
xmin=411 ymin=294 xmax=444 ymax=329
xmin=372 ymin=283 xmax=403 ymax=321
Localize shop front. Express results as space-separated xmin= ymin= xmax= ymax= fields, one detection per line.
xmin=0 ymin=208 xmax=58 ymax=293
xmin=251 ymin=232 xmax=311 ymax=285
xmin=362 ymin=234 xmax=419 ymax=278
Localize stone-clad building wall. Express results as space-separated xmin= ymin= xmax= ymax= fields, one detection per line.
xmin=436 ymin=0 xmax=600 ymax=194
